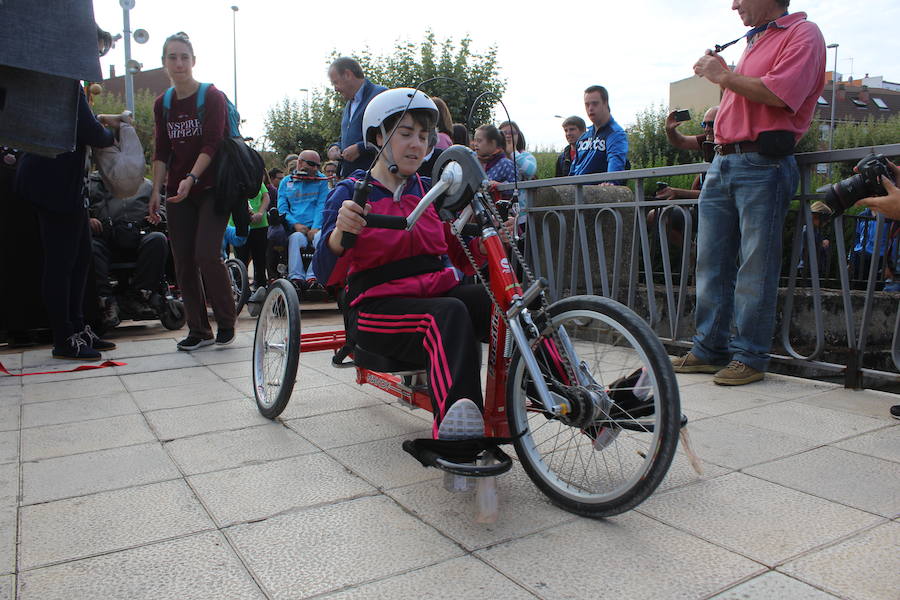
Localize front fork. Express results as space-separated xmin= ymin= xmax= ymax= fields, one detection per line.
xmin=479 ymin=218 xmax=580 ymax=420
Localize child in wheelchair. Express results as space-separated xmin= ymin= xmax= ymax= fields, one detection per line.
xmin=314 ymin=88 xmax=493 ymax=443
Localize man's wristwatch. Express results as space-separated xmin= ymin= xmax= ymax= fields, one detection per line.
xmin=186 ymin=173 xmax=199 ymax=184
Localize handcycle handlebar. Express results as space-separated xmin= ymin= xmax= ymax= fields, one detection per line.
xmin=339 ymin=150 xmax=476 ymax=248
xmin=339 ymin=178 xmax=371 ymax=249
xmin=363 ymin=214 xmax=407 ymax=230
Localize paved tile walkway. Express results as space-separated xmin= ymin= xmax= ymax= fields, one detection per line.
xmin=1 ymin=311 xmax=898 ymax=599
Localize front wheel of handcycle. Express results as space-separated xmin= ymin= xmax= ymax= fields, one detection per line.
xmin=507 ymin=295 xmax=680 ymax=518
xmin=252 ymin=279 xmax=301 ymax=419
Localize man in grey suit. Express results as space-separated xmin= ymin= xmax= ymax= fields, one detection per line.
xmin=328 ymin=57 xmax=387 ymax=177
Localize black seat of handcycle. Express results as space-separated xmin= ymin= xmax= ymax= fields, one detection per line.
xmin=351 ymin=345 xmax=425 ymax=374
xmin=109 ymin=261 xmax=137 ymax=271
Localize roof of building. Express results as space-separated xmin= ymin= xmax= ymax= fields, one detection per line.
xmin=100 ymin=67 xmax=170 ymax=100
xmin=815 ymin=83 xmax=900 ymax=124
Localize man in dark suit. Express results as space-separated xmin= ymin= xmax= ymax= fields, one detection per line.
xmin=328 ymin=57 xmax=387 ymax=177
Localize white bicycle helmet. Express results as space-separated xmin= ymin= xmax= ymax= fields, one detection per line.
xmin=362 ymin=87 xmax=439 ymax=147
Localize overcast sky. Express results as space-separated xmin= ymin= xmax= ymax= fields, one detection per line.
xmin=94 ymin=0 xmax=900 ymax=151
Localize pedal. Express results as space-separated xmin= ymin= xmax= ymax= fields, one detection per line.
xmin=402 ymin=439 xmax=514 ymax=479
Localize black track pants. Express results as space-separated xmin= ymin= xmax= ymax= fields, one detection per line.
xmin=349 ymin=284 xmax=491 ymax=436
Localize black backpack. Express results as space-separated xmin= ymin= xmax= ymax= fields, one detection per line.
xmin=214 ymin=135 xmax=265 ymax=233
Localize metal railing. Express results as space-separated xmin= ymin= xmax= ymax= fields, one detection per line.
xmin=498 ymin=143 xmax=900 ymax=389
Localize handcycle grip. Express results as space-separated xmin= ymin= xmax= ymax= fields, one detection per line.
xmin=363 ymin=214 xmax=407 ymax=230
xmin=340 ymin=178 xmax=371 ymax=249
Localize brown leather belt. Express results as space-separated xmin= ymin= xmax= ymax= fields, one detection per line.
xmin=714 ymin=141 xmax=760 ymax=155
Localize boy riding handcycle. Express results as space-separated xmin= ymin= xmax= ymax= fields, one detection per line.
xmin=251 ymin=88 xmax=682 ymax=518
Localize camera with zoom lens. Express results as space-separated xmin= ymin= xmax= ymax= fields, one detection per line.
xmin=812 ymin=153 xmax=895 ymax=217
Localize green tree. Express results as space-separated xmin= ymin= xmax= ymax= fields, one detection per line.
xmin=830 ymin=114 xmax=900 ymax=179
xmin=263 ymin=89 xmax=345 ymax=160
xmin=264 ymin=31 xmax=506 ymax=161
xmin=89 ymin=88 xmax=157 ymax=166
xmin=626 ymin=104 xmax=703 ymax=171
xmin=350 ymin=31 xmax=506 ymax=128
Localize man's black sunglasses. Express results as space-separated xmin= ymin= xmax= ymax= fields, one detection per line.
xmin=301 ymin=158 xmax=320 ymax=167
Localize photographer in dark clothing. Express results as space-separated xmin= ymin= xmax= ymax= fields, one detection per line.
xmin=88 ymin=174 xmax=168 ymax=327
xmin=15 ymin=84 xmax=124 ymax=360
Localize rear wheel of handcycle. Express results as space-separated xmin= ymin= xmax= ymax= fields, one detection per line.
xmin=506 ymin=295 xmax=680 ymax=518
xmin=226 ymin=257 xmax=251 ymax=315
xmin=252 ymin=279 xmax=301 ymax=419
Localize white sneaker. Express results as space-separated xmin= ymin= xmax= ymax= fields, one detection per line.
xmin=438 ymin=399 xmax=483 ymax=493
xmin=437 ymin=398 xmax=484 ymax=440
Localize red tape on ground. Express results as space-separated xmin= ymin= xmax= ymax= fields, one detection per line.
xmin=0 ymin=360 xmax=127 ymax=377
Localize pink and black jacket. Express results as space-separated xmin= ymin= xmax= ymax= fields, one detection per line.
xmin=313 ymin=169 xmax=485 ymax=306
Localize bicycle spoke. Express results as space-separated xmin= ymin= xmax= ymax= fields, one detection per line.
xmin=509 ymin=298 xmax=679 ymax=514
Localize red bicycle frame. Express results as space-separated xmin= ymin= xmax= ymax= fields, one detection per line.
xmin=295 ymin=222 xmax=524 ymax=439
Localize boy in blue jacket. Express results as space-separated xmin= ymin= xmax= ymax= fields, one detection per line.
xmin=570 ymin=85 xmax=629 ymax=183
xmin=275 ymin=150 xmax=330 ymax=290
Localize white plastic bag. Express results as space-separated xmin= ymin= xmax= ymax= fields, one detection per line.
xmin=94 ymin=115 xmax=145 ymax=199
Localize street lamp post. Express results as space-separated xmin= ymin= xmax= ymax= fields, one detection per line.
xmin=231 ymin=5 xmax=239 ymax=109
xmin=827 ymin=43 xmax=839 ymax=152
xmin=121 ymin=0 xmax=135 ymax=113
xmin=299 ymin=87 xmax=310 ymax=118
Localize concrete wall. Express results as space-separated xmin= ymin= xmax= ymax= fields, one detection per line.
xmin=669 ymin=76 xmax=722 ymax=113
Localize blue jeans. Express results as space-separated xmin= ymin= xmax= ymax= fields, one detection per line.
xmin=288 ymin=230 xmax=321 ymax=281
xmin=691 ymin=152 xmax=799 ymax=372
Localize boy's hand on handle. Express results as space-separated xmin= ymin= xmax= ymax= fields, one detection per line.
xmin=336 ymin=199 xmax=369 ymax=236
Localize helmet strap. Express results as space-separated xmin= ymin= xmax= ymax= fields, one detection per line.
xmin=376 ymin=125 xmax=408 ymax=200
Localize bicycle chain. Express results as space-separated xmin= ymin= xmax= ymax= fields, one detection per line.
xmin=450 ymin=194 xmax=578 ymax=384
xmin=489 ymin=197 xmax=580 ymax=383
xmin=449 ymin=216 xmax=509 ymax=329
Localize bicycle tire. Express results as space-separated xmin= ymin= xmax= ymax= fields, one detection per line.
xmin=507 ymin=295 xmax=680 ymax=517
xmin=252 ymin=279 xmax=301 ymax=419
xmin=226 ymin=257 xmax=251 ymax=315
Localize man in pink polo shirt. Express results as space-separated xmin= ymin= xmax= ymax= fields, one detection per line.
xmin=672 ymin=0 xmax=825 ymax=385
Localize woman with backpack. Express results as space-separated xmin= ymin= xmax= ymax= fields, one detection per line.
xmin=149 ymin=32 xmax=237 ymax=350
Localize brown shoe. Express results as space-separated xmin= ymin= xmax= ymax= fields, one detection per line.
xmin=713 ymin=361 xmax=764 ymax=386
xmin=671 ymin=352 xmax=720 ymax=374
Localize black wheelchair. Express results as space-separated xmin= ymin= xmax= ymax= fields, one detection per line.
xmin=95 ymin=255 xmax=186 ymax=334
xmin=263 ymin=207 xmax=331 ymax=302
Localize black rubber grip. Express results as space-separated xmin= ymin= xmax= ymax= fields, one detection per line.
xmin=340 ymin=179 xmax=371 ymax=249
xmin=364 ymin=214 xmax=407 ymax=230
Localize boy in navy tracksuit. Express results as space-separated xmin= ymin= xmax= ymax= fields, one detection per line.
xmin=314 ymin=89 xmax=490 ymax=440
